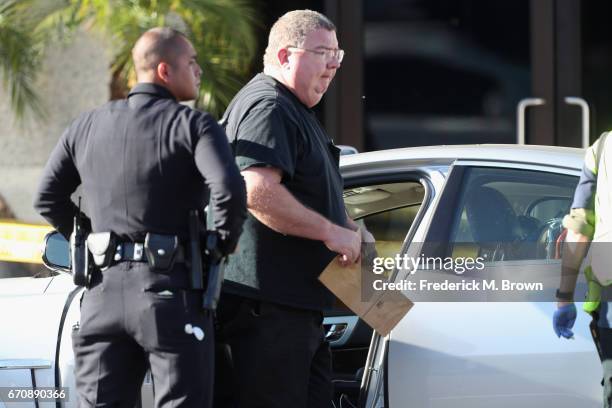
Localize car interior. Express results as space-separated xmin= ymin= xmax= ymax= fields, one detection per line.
xmin=448 ymin=168 xmax=576 ymax=262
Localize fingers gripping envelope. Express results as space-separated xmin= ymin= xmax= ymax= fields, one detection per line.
xmin=319 ymin=253 xmax=413 ymax=337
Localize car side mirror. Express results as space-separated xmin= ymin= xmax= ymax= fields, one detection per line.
xmin=42 ymin=231 xmax=70 ymax=272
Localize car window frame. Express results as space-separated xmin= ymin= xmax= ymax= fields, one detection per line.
xmin=344 ymin=170 xmax=436 ymax=282
xmin=342 ymin=167 xmax=444 ymax=408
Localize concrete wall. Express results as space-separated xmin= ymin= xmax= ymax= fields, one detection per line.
xmin=0 ymin=31 xmax=111 ymax=223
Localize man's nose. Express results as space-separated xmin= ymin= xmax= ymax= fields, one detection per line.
xmin=327 ymin=58 xmax=341 ymax=70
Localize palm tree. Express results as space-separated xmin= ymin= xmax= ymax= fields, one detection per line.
xmin=0 ymin=0 xmax=258 ymax=121
xmin=0 ymin=0 xmax=64 ymax=121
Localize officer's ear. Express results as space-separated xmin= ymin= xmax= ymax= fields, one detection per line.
xmin=156 ymin=62 xmax=172 ymax=84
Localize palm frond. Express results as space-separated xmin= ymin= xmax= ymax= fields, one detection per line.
xmin=176 ymin=0 xmax=258 ymax=117
xmin=0 ymin=0 xmax=49 ymax=121
xmin=0 ymin=0 xmax=259 ymax=122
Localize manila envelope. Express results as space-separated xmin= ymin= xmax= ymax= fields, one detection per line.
xmin=319 ymin=259 xmax=413 ymax=336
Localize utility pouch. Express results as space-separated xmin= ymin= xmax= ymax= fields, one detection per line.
xmin=86 ymin=232 xmax=116 ymax=270
xmin=144 ymin=233 xmax=178 ymax=271
xmin=71 ymin=205 xmax=91 ymax=287
xmin=70 ymin=229 xmax=90 ymax=287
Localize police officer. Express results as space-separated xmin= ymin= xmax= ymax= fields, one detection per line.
xmin=34 ymin=27 xmax=246 ymax=408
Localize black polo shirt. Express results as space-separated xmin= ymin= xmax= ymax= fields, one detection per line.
xmin=221 ymin=73 xmax=347 ymax=311
xmin=35 ymin=83 xmax=246 ymax=247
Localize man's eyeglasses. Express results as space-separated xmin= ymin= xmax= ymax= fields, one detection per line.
xmin=287 ymin=46 xmax=345 ymax=63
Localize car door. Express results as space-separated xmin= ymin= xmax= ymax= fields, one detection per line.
xmin=362 ymin=161 xmax=602 ymax=408
xmin=327 ymin=157 xmax=449 ymax=407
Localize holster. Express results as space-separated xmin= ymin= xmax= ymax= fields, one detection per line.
xmin=144 ymin=233 xmax=179 ymax=271
xmin=202 ymin=231 xmax=225 ymax=312
xmin=189 ymin=210 xmax=204 ymax=290
xmin=87 ymin=232 xmax=116 ymax=270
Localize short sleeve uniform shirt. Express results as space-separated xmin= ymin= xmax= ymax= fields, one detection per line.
xmin=222 ymin=74 xmax=346 ymax=311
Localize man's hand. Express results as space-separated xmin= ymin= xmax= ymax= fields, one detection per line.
xmin=324 ymin=224 xmax=361 ymax=266
xmin=553 ymin=302 xmax=577 ymax=339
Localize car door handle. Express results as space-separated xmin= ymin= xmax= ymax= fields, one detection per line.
xmin=325 ymin=323 xmax=349 ymax=342
xmin=516 ymin=98 xmax=546 ymax=145
xmin=323 ymin=316 xmax=359 ymax=347
xmin=564 ymin=97 xmax=590 ymax=148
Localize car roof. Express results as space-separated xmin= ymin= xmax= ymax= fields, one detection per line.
xmin=340 ymin=144 xmax=585 ymax=171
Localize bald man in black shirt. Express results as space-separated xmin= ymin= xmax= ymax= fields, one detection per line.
xmin=34 ymin=27 xmax=246 ymax=408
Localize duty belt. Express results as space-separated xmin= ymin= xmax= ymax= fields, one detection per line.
xmin=114 ymin=242 xmax=145 ymax=262
xmin=113 ymin=242 xmax=186 ymax=263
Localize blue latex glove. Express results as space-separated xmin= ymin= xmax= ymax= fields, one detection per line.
xmin=553 ymin=303 xmax=577 ymax=339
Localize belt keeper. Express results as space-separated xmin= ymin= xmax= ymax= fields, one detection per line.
xmin=113 ymin=242 xmax=145 ymax=262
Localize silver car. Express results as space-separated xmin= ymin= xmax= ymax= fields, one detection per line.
xmin=1 ymin=144 xmax=600 ymax=408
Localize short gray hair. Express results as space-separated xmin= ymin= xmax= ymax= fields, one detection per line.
xmin=263 ymin=10 xmax=336 ymax=68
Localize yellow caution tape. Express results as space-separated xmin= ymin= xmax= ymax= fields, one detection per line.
xmin=0 ymin=220 xmax=53 ymax=264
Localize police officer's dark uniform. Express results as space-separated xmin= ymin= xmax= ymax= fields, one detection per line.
xmin=34 ymin=82 xmax=246 ymax=407
xmin=215 ymin=73 xmax=346 ymax=408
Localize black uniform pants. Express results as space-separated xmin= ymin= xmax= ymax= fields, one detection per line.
xmin=214 ymin=293 xmax=333 ymax=408
xmin=72 ymin=262 xmax=213 ymax=408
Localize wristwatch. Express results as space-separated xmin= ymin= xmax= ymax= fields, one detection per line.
xmin=555 ymin=289 xmax=574 ymax=301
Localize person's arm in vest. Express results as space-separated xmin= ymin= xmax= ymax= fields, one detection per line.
xmin=560 ymin=145 xmax=598 ymax=291
xmin=553 ymin=144 xmax=599 ymax=338
xmin=564 ymin=134 xmax=602 ymax=237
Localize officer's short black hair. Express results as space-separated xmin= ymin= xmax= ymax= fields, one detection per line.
xmin=133 ymin=27 xmax=189 ymax=73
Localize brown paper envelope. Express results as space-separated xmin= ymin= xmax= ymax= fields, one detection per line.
xmin=318 ymin=259 xmax=371 ymax=316
xmin=318 ymin=258 xmax=413 ymax=336
xmin=362 ymin=290 xmax=413 ymax=336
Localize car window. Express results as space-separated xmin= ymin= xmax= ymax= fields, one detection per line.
xmin=440 ymin=167 xmax=577 ymax=261
xmin=528 ymin=197 xmax=572 ymax=220
xmin=344 ymin=182 xmax=425 ymax=259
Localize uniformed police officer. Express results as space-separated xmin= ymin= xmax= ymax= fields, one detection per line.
xmin=34 ymin=27 xmax=246 ymax=408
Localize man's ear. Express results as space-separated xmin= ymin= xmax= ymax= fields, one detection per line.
xmin=277 ymin=48 xmax=290 ymax=68
xmin=156 ymin=62 xmax=171 ymax=83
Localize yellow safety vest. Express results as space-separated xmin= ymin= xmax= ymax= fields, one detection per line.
xmin=582 ymin=133 xmax=612 ymax=313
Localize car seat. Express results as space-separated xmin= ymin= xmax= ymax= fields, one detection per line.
xmin=465 ymin=186 xmax=520 ymax=261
